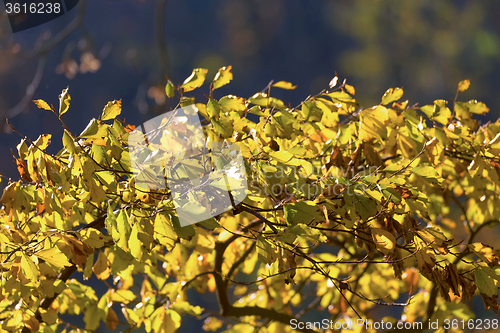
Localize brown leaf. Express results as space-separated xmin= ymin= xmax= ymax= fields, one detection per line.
xmin=459 ymin=276 xmax=476 ymax=303
xmin=14 ymin=156 xmax=32 ymax=183
xmin=481 ymin=293 xmax=500 ymax=315
xmin=363 ymin=142 xmax=382 ymax=166
xmin=432 ymin=268 xmax=451 ymax=302
xmin=395 ymin=185 xmax=412 ymax=199
xmin=403 ymin=267 xmax=419 ymax=292
xmin=445 ymin=264 xmax=461 ymax=296
xmin=269 ymin=138 xmax=280 ymax=151
xmin=106 ymin=308 xmax=119 ymax=330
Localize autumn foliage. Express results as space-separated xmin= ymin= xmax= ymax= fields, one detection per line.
xmin=1 ymin=67 xmax=500 ymax=333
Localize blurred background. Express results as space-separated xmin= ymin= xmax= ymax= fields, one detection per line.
xmin=0 ymin=0 xmax=499 ymax=331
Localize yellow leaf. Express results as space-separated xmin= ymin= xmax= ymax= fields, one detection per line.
xmin=458 ymin=79 xmax=470 ymax=93
xmin=59 ymin=87 xmax=71 ymax=116
xmin=128 ymin=222 xmax=143 ymax=260
xmin=204 ymin=317 xmax=223 ymax=331
xmin=153 ymin=309 xmax=181 ymax=333
xmin=36 ymin=247 xmax=72 ymax=269
xmin=272 ymin=80 xmax=297 ymax=90
xmin=154 ymin=214 xmax=176 ymax=250
xmin=212 ymin=66 xmax=233 ymax=90
xmin=469 ymin=243 xmax=500 ymax=266
xmin=93 ymin=251 xmax=111 ymax=280
xmin=359 ymin=106 xmax=389 ymax=141
xmin=21 ymin=253 xmax=39 ymax=282
xmin=371 ymin=228 xmax=396 ymax=255
xmin=112 ymin=289 xmax=136 ymax=303
xmin=33 ymin=99 xmax=52 ymax=111
xmin=381 ymin=87 xmax=403 ymax=105
xmin=101 ymin=100 xmax=122 ymax=121
xmin=182 ymin=68 xmax=208 ymax=92
xmin=78 ymin=228 xmax=110 ymax=248
xmin=33 ymin=134 xmax=52 ymax=150
xmin=344 ymin=84 xmax=355 ymax=95
xmin=122 ymin=307 xmax=141 ymax=326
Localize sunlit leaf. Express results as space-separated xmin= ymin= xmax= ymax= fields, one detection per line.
xmin=272 ymin=81 xmax=297 ymax=90
xmin=33 ymin=99 xmax=52 ymax=111
xmin=58 ymin=87 xmax=71 ymax=116
xmin=101 ymin=100 xmax=122 ymax=121
xmin=458 ymin=79 xmax=470 ymax=93
xmin=381 ymin=87 xmax=403 ymax=105
xmin=165 ymin=80 xmax=176 ymax=98
xmin=36 ymin=248 xmax=71 ymax=269
xmin=371 ymin=228 xmax=396 ymax=255
xmin=181 ymin=68 xmax=208 ymax=92
xmin=212 ymin=66 xmax=233 ymax=90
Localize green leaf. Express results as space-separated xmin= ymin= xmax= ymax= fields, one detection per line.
xmin=58 ymin=87 xmax=71 ymax=116
xmin=33 ymin=99 xmax=53 ymax=111
xmin=101 ymin=100 xmax=122 ymax=121
xmin=272 ymin=81 xmax=297 ymax=90
xmin=171 ymin=214 xmax=195 ymax=240
xmin=344 ymin=192 xmax=378 ymax=221
xmin=212 ymin=118 xmax=233 ymax=138
xmin=181 ymin=68 xmax=208 ymax=92
xmin=381 ymin=87 xmax=403 ymax=105
xmin=212 ymin=66 xmax=233 ymax=90
xmin=207 ymin=99 xmax=222 ymax=119
xmin=284 ymin=201 xmax=324 ymax=225
xmin=165 ymin=80 xmax=175 ymax=98
xmin=475 ymin=267 xmax=497 ymax=297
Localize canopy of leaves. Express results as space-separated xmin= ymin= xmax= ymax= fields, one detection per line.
xmin=1 ymin=69 xmax=500 ymax=333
